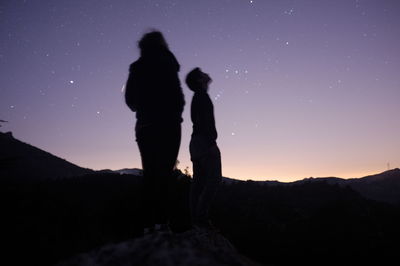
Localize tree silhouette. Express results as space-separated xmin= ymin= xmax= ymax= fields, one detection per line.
xmin=0 ymin=119 xmax=8 ymax=127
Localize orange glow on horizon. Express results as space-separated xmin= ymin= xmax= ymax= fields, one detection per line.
xmin=83 ymin=155 xmax=396 ymax=183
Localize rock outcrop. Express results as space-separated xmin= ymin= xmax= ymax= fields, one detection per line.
xmin=57 ymin=229 xmax=260 ymax=266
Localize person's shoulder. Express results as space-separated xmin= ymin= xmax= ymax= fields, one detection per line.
xmin=200 ymin=91 xmax=211 ymax=99
xmin=191 ymin=92 xmax=202 ymax=103
xmin=129 ymin=58 xmax=145 ymax=73
xmin=129 ymin=61 xmax=138 ymax=71
xmin=194 ymin=91 xmax=212 ymax=102
xmin=162 ymin=50 xmax=180 ymax=71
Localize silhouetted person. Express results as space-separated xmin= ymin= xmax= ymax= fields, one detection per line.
xmin=125 ymin=31 xmax=185 ymax=232
xmin=186 ymin=68 xmax=222 ymax=229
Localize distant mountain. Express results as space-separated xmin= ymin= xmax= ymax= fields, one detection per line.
xmin=345 ymin=168 xmax=400 ymax=204
xmin=0 ymin=131 xmax=93 ymax=180
xmin=115 ymin=168 xmax=143 ymax=176
xmin=2 ymin=130 xmax=399 ymax=204
xmin=95 ymin=168 xmax=143 ymax=176
xmin=288 ymin=169 xmax=400 ymax=204
xmin=235 ymin=169 xmax=400 ymax=205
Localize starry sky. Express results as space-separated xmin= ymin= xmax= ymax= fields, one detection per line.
xmin=1 ymin=0 xmax=400 ymax=181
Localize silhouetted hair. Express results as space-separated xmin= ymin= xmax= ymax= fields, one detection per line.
xmin=138 ymin=31 xmax=169 ymax=54
xmin=186 ymin=67 xmax=203 ymax=92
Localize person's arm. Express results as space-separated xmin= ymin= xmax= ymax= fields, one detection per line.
xmin=125 ymin=64 xmax=140 ymax=112
xmin=203 ymin=95 xmax=217 ymax=140
xmin=194 ymin=93 xmax=217 ymax=140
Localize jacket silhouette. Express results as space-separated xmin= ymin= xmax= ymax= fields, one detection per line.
xmin=125 ymin=45 xmax=184 ymax=125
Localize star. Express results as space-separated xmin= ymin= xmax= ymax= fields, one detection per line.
xmin=284 ymin=8 xmax=294 ymax=15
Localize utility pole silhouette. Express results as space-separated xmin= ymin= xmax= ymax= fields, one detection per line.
xmin=387 ymin=162 xmax=390 ymax=171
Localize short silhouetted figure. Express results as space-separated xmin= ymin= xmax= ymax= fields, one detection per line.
xmin=125 ymin=31 xmax=185 ymax=232
xmin=186 ymin=68 xmax=222 ymax=229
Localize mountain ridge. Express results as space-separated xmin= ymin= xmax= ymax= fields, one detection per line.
xmin=0 ymin=131 xmax=93 ymax=180
xmin=2 ymin=131 xmax=399 ymax=204
xmin=219 ymin=169 xmax=400 ymax=205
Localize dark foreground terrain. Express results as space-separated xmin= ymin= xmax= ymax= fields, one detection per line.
xmin=2 ymin=132 xmax=400 ymax=265
xmin=3 ymin=171 xmax=400 ymax=266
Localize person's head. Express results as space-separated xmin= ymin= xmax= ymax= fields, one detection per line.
xmin=185 ymin=67 xmax=212 ymax=92
xmin=138 ymin=30 xmax=168 ymax=54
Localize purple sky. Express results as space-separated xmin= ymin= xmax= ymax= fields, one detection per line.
xmin=1 ymin=0 xmax=399 ymax=181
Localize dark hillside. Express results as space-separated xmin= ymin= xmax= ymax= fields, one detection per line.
xmin=0 ymin=132 xmax=93 ymax=180
xmin=3 ymin=173 xmax=400 ymax=266
xmin=211 ymin=180 xmax=400 ymax=265
xmin=2 ymin=133 xmax=399 ymax=265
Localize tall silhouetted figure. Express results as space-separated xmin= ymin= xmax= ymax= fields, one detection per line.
xmin=125 ymin=31 xmax=185 ymax=232
xmin=186 ymin=68 xmax=222 ymax=229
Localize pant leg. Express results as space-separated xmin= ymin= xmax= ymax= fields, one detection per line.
xmin=191 ymin=145 xmax=222 ymax=225
xmin=137 ymin=123 xmax=181 ymax=226
xmin=136 ymin=126 xmax=157 ymax=228
xmin=152 ymin=124 xmax=181 ymax=224
xmin=190 ymin=159 xmax=207 ymax=225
